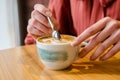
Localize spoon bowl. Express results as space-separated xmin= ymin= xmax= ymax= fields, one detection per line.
xmin=52 ymin=31 xmax=61 ymax=40
xmin=47 ymin=17 xmax=61 ymax=40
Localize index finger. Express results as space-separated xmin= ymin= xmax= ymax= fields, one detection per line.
xmin=71 ymin=17 xmax=111 ymax=46
xmin=34 ymin=4 xmax=52 ymax=17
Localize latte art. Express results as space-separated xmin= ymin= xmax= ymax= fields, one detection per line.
xmin=38 ymin=35 xmax=75 ymax=44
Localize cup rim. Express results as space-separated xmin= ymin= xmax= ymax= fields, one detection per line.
xmin=36 ymin=34 xmax=76 ymax=46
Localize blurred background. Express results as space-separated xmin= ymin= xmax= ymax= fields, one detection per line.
xmin=0 ymin=0 xmax=49 ymax=50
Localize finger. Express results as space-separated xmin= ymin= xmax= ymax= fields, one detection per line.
xmin=25 ymin=34 xmax=36 ymax=44
xmin=100 ymin=41 xmax=120 ymax=61
xmin=100 ymin=36 xmax=120 ymax=60
xmin=90 ymin=29 xmax=120 ymax=60
xmin=79 ymin=21 xmax=118 ymax=58
xmin=34 ymin=4 xmax=52 ymax=17
xmin=29 ymin=18 xmax=52 ymax=34
xmin=71 ymin=17 xmax=111 ymax=46
xmin=92 ymin=20 xmax=118 ymax=43
xmin=79 ymin=33 xmax=99 ymax=58
xmin=84 ymin=33 xmax=100 ymax=42
xmin=27 ymin=25 xmax=44 ymax=36
xmin=31 ymin=10 xmax=49 ymax=27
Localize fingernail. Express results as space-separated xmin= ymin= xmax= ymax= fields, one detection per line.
xmin=90 ymin=56 xmax=95 ymax=61
xmin=45 ymin=11 xmax=52 ymax=17
xmin=35 ymin=5 xmax=43 ymax=12
xmin=79 ymin=54 xmax=85 ymax=58
xmin=71 ymin=42 xmax=75 ymax=47
xmin=99 ymin=55 xmax=107 ymax=61
xmin=99 ymin=57 xmax=105 ymax=61
xmin=79 ymin=50 xmax=86 ymax=58
xmin=71 ymin=41 xmax=77 ymax=47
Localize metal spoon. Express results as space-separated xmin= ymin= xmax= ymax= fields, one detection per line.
xmin=47 ymin=17 xmax=61 ymax=40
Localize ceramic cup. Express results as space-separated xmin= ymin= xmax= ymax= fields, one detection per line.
xmin=36 ymin=34 xmax=86 ymax=70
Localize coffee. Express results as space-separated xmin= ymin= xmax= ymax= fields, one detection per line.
xmin=36 ymin=34 xmax=79 ymax=70
xmin=38 ymin=35 xmax=75 ymax=44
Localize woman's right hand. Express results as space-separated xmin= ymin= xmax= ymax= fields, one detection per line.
xmin=27 ymin=4 xmax=58 ymax=38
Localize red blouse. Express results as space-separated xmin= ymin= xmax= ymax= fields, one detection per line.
xmin=49 ymin=0 xmax=120 ymax=35
xmin=25 ymin=0 xmax=120 ymax=45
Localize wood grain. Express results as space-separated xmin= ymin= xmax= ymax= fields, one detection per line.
xmin=0 ymin=45 xmax=120 ymax=80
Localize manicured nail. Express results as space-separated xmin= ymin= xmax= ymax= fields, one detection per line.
xmin=71 ymin=41 xmax=77 ymax=47
xmin=35 ymin=4 xmax=44 ymax=12
xmin=45 ymin=11 xmax=52 ymax=17
xmin=90 ymin=57 xmax=95 ymax=61
xmin=79 ymin=50 xmax=87 ymax=58
xmin=71 ymin=43 xmax=74 ymax=46
xmin=99 ymin=55 xmax=108 ymax=61
xmin=99 ymin=57 xmax=105 ymax=61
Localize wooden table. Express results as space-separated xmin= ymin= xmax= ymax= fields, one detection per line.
xmin=0 ymin=45 xmax=120 ymax=80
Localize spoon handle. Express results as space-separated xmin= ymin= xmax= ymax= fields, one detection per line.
xmin=47 ymin=17 xmax=54 ymax=31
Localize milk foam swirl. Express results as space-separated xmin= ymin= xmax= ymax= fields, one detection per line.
xmin=38 ymin=35 xmax=75 ymax=44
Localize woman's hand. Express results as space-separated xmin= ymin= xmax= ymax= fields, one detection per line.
xmin=27 ymin=4 xmax=58 ymax=38
xmin=71 ymin=17 xmax=120 ymax=61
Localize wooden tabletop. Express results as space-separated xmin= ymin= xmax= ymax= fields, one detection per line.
xmin=0 ymin=45 xmax=120 ymax=80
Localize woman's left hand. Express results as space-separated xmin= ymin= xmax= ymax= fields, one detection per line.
xmin=71 ymin=17 xmax=120 ymax=61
